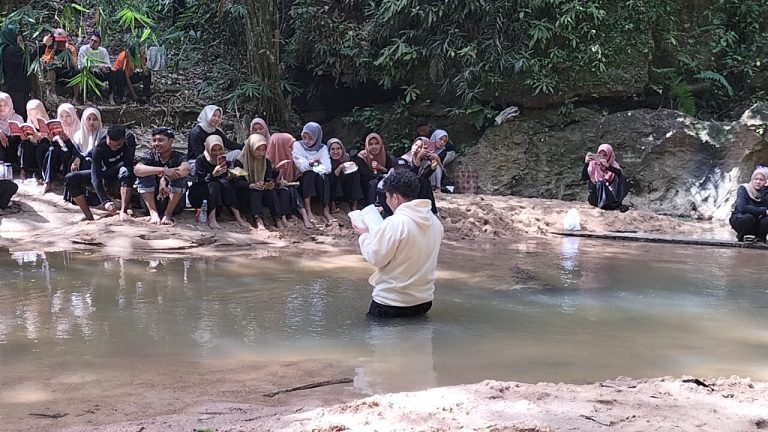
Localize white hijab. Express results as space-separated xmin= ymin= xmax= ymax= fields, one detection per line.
xmin=72 ymin=107 xmax=103 ymax=154
xmin=197 ymin=105 xmax=222 ymax=134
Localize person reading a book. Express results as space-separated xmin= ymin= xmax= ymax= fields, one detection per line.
xmin=354 ymin=169 xmax=444 ymax=318
xmin=582 ymin=143 xmax=629 ymax=212
xmin=134 ymin=127 xmax=190 ymax=225
xmin=267 ymin=132 xmax=313 ymax=229
xmin=112 ymin=43 xmax=151 ymax=104
xmin=328 ymin=137 xmax=363 ymax=213
xmin=41 ymin=103 xmax=80 ymax=194
xmin=354 ymin=133 xmax=394 ymax=206
xmin=233 ymin=133 xmax=286 ymax=230
xmin=188 ymin=135 xmax=249 ymax=230
xmin=64 ymin=125 xmax=136 ymax=221
xmin=77 ymin=32 xmax=115 ymax=104
xmin=292 ymin=122 xmax=334 ymax=227
xmin=17 ymin=99 xmax=51 ymax=182
xmin=40 ymin=28 xmax=80 ymax=103
xmin=0 ymin=92 xmax=23 ymax=166
xmin=0 ymin=24 xmax=33 ymax=118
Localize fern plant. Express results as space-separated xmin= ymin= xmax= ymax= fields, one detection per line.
xmin=67 ymin=55 xmax=106 ymax=101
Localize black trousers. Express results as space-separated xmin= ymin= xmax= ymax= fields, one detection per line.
xmin=0 ymin=136 xmax=20 ymax=166
xmin=19 ymin=140 xmax=48 ymax=179
xmin=276 ymin=186 xmax=303 ymax=216
xmin=187 ymin=178 xmax=238 ymax=210
xmin=729 ymin=213 xmax=768 ymax=240
xmin=246 ymin=188 xmax=280 ymax=218
xmin=330 ymin=170 xmax=364 ymax=203
xmin=42 ymin=145 xmax=73 ymax=183
xmin=0 ymin=179 xmax=18 ymax=209
xmin=587 ymin=175 xmax=628 ymax=210
xmin=299 ymin=171 xmax=330 ymax=205
xmin=64 ymin=164 xmax=135 ymax=202
xmin=367 ymin=300 xmax=432 ymax=318
xmin=113 ymin=70 xmax=151 ymax=99
xmin=364 ymin=176 xmax=386 ymax=206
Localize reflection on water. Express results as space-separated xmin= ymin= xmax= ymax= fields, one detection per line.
xmin=2 ymin=238 xmax=768 ymax=397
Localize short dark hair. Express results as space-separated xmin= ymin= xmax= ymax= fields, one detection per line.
xmin=106 ymin=124 xmax=127 ymax=141
xmin=415 ymin=117 xmax=431 ymax=128
xmin=152 ymin=127 xmax=175 ymax=139
xmin=91 ymin=32 xmax=101 ymax=41
xmin=382 ymin=169 xmax=419 ymax=200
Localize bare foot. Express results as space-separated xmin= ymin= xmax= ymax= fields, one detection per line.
xmin=119 ymin=211 xmax=131 ymax=222
xmin=148 ymin=213 xmax=161 ymax=225
xmin=324 ymin=210 xmax=337 ymax=224
xmin=40 ymin=183 xmax=51 ymax=195
xmin=275 ymin=218 xmax=285 ymax=229
xmin=237 ymin=220 xmax=252 ymax=229
xmin=208 ymin=221 xmax=221 ymax=230
xmin=303 ymin=217 xmax=316 ymax=229
xmin=160 ymin=216 xmax=174 ymax=226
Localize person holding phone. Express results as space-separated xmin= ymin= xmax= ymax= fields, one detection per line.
xmin=188 ymin=135 xmax=249 ymax=229
xmin=233 ymin=133 xmax=285 ymax=230
xmin=582 ymin=143 xmax=629 ymax=212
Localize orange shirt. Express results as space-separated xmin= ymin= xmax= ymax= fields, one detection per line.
xmin=111 ymin=51 xmax=147 ymax=77
xmin=41 ymin=44 xmax=77 ymax=67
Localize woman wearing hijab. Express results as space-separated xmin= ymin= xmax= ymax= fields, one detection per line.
xmin=291 ymin=121 xmax=334 ymax=226
xmin=71 ymin=107 xmax=104 ymax=169
xmin=353 ymin=132 xmax=394 ymax=205
xmin=188 ymin=135 xmax=249 ymax=230
xmin=18 ymin=99 xmax=51 ymax=182
xmin=249 ymin=117 xmax=271 ymax=141
xmin=0 ymin=91 xmax=23 ymax=166
xmin=41 ymin=103 xmax=81 ymax=193
xmin=233 ymin=133 xmax=285 ymax=230
xmin=400 ymin=136 xmax=439 ymax=213
xmin=581 ymin=143 xmax=629 ymax=212
xmin=328 ymin=137 xmax=363 ymax=212
xmin=187 ymin=105 xmax=242 ymax=161
xmin=0 ymin=24 xmax=32 ymax=117
xmin=268 ymin=132 xmax=313 ymax=229
xmin=730 ymin=168 xmax=768 ymax=242
xmin=427 ymin=129 xmax=455 ymax=191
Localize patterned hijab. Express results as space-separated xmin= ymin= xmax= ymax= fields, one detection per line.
xmin=357 ymin=133 xmax=386 ymax=170
xmin=267 ymin=132 xmax=297 ymax=182
xmin=0 ymin=91 xmax=23 ymax=135
xmin=587 ymin=143 xmax=621 ymax=184
xmin=237 ymin=133 xmax=268 ymax=183
xmin=197 ymin=105 xmax=222 ymax=133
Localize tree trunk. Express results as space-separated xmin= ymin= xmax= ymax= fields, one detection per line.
xmin=1 ymin=0 xmax=26 ymax=16
xmin=243 ymin=0 xmax=292 ymax=128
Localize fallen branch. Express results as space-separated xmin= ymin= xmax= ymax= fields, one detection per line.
xmin=682 ymin=378 xmax=715 ymax=391
xmin=580 ymin=414 xmax=610 ymax=426
xmin=29 ymin=412 xmax=68 ymax=419
xmin=262 ymin=378 xmax=353 ymax=398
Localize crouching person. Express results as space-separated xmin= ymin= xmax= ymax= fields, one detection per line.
xmin=134 ymin=127 xmax=190 ymax=225
xmin=64 ymin=125 xmax=136 ymax=221
xmin=730 ymin=168 xmax=768 ymax=242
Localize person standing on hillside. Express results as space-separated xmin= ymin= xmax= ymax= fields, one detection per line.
xmin=0 ymin=24 xmax=32 ymax=116
xmin=354 ymin=169 xmax=444 ymax=318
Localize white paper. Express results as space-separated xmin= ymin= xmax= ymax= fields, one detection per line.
xmin=350 ymin=204 xmax=384 ymax=233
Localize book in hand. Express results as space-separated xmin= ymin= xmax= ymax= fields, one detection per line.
xmin=37 ymin=118 xmax=64 ymax=138
xmin=349 ymin=204 xmax=384 ymax=234
xmin=8 ymin=121 xmax=36 ymax=137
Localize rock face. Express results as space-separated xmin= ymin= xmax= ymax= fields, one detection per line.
xmin=457 ymin=103 xmax=768 ymax=220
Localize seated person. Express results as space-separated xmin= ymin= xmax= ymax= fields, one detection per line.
xmin=0 ymin=91 xmax=24 ymax=167
xmin=112 ymin=43 xmax=151 ymax=104
xmin=233 ymin=133 xmax=286 ymax=230
xmin=730 ymin=168 xmax=768 ymax=242
xmin=353 ymin=132 xmax=394 ymax=205
xmin=428 ymin=129 xmax=455 ymax=191
xmin=376 ymin=155 xmax=439 ymax=219
xmin=133 ymin=127 xmax=190 ymax=225
xmin=328 ymin=137 xmax=363 ymax=212
xmin=40 ymin=28 xmax=80 ymax=103
xmin=581 ymin=143 xmax=629 ymax=212
xmin=63 ymin=125 xmax=136 ymax=221
xmin=415 ymin=118 xmax=435 ymax=143
xmin=292 ymin=122 xmax=334 ymax=227
xmin=187 ymin=105 xmax=241 ymax=161
xmin=268 ymin=132 xmax=313 ymax=228
xmin=18 ymin=99 xmax=53 ymax=182
xmin=188 ymin=135 xmax=249 ymax=230
xmin=0 ymin=179 xmax=18 ymax=211
xmin=77 ymin=32 xmax=115 ymax=104
xmin=41 ymin=102 xmax=81 ymax=194
xmin=354 ymin=169 xmax=444 ymax=319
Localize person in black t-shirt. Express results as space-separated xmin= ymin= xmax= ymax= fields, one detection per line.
xmin=134 ymin=127 xmax=190 ymax=225
xmin=64 ymin=125 xmax=136 ymax=221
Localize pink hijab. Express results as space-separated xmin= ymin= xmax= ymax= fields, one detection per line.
xmin=587 ymin=143 xmax=621 ymax=184
xmin=0 ymin=92 xmax=23 ymax=135
xmin=267 ymin=132 xmax=297 ymax=182
xmin=249 ymin=117 xmax=270 ymax=141
xmin=357 ymin=133 xmax=386 ymax=170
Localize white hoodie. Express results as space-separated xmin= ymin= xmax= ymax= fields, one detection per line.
xmin=358 ymin=199 xmax=444 ymax=307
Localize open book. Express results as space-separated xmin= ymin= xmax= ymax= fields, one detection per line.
xmin=37 ymin=119 xmax=64 ymax=138
xmin=349 ymin=204 xmax=384 ymax=234
xmin=8 ymin=121 xmax=36 ymax=137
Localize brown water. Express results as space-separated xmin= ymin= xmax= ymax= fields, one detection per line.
xmin=1 ymin=238 xmax=767 ymax=405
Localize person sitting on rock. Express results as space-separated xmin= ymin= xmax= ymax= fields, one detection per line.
xmin=133 ymin=127 xmax=190 ymax=226
xmin=582 ymin=143 xmax=629 ymax=212
xmin=187 ymin=105 xmax=241 ymax=161
xmin=249 ymin=117 xmax=270 ymax=140
xmin=63 ymin=124 xmax=136 ymax=221
xmin=328 ymin=137 xmax=363 ymax=212
xmin=77 ymin=32 xmax=115 ymax=104
xmin=354 ymin=132 xmax=394 ymax=206
xmin=188 ymin=135 xmax=249 ymax=230
xmin=18 ymin=99 xmax=52 ymax=182
xmin=729 ymin=168 xmax=768 ymax=242
xmin=40 ymin=28 xmax=80 ymax=103
xmin=292 ymin=122 xmax=335 ymax=227
xmin=428 ymin=129 xmax=456 ymax=192
xmin=41 ymin=102 xmax=81 ymax=194
xmin=268 ymin=132 xmax=313 ymax=228
xmin=111 ymin=43 xmax=151 ymax=104
xmin=0 ymin=91 xmax=24 ymax=167
xmin=233 ymin=133 xmax=286 ymax=230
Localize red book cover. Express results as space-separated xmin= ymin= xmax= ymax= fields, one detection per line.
xmin=8 ymin=121 xmax=23 ymax=136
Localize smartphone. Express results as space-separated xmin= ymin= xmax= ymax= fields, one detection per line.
xmin=217 ymin=155 xmax=226 ymax=165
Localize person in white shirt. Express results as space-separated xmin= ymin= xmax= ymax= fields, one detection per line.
xmin=77 ymin=32 xmax=115 ymax=104
xmin=354 ymin=169 xmax=444 ymax=318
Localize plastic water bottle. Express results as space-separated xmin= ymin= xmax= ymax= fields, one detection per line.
xmin=199 ymin=200 xmax=208 ymax=224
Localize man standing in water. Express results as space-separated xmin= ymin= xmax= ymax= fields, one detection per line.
xmin=354 ymin=170 xmax=443 ymax=318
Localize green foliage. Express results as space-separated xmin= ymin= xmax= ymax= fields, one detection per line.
xmin=695 ymin=71 xmax=733 ymax=97
xmin=67 ymin=56 xmax=106 ymax=100
xmin=342 ymin=103 xmax=413 ymax=155
xmin=654 ymin=68 xmax=696 ymax=116
xmin=61 ymin=2 xmax=89 ymax=36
